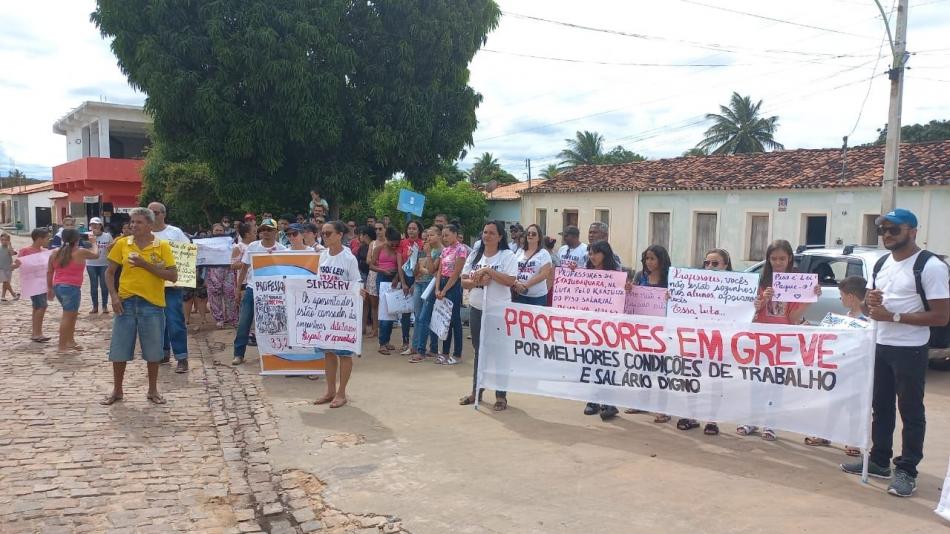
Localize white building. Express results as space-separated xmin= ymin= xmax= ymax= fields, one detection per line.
xmin=0 ymin=182 xmax=68 ymax=233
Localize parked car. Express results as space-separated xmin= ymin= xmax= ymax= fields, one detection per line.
xmin=745 ymin=245 xmax=950 ymax=369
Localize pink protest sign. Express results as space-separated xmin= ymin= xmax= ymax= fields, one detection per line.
xmin=624 ymin=286 xmax=668 ymax=317
xmin=552 ymin=267 xmax=626 ymax=314
xmin=17 ymin=250 xmax=51 ymax=297
xmin=772 ymin=272 xmax=819 ymax=303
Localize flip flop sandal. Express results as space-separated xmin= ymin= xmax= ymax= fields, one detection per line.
xmin=408 ymin=354 xmax=426 ymax=363
xmin=623 ymin=408 xmax=644 ymax=414
xmin=653 ymin=414 xmax=672 ymax=424
xmin=844 ymin=446 xmax=862 ymax=457
xmin=147 ymin=393 xmax=167 ymax=405
xmin=378 ymin=347 xmax=392 ymax=355
xmin=762 ymin=429 xmax=777 ymax=441
xmin=493 ymin=399 xmax=508 ymax=411
xmin=804 ymin=437 xmax=831 ymax=446
xmin=30 ymin=336 xmax=51 ymax=343
xmin=100 ymin=394 xmax=123 ymax=405
xmin=676 ymin=418 xmax=700 ymax=431
xmin=459 ymin=394 xmax=476 ymax=406
xmin=329 ymin=398 xmax=347 ymax=408
xmin=703 ymin=423 xmax=720 ymax=435
xmin=313 ymin=396 xmax=334 ymax=405
xmin=736 ymin=425 xmax=757 ymax=436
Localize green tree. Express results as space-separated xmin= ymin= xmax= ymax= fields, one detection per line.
xmin=874 ymin=119 xmax=950 ymax=144
xmin=599 ymin=145 xmax=646 ymax=165
xmin=371 ymin=178 xmax=487 ymax=238
xmin=436 ymin=160 xmax=467 ymax=185
xmin=559 ymin=130 xmax=605 ymax=167
xmin=1 ymin=168 xmax=27 ymax=190
xmin=697 ymin=92 xmax=784 ymax=155
xmin=539 ymin=163 xmax=561 ymax=179
xmin=682 ymin=147 xmax=708 ymax=157
xmin=93 ymin=1 xmax=500 ymax=209
xmin=466 ymin=153 xmax=516 ymax=185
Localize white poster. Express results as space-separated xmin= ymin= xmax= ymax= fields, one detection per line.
xmin=936 ymin=457 xmax=950 ymax=521
xmin=252 ymin=276 xmax=313 ymax=356
xmin=430 ymin=297 xmax=453 ymax=341
xmin=478 ymin=301 xmax=874 ymax=448
xmin=384 ymin=287 xmax=414 ymax=315
xmin=377 ymin=284 xmax=403 ymax=321
xmin=667 ymin=267 xmax=759 ymax=323
xmin=284 ymin=277 xmax=362 ymax=354
xmin=194 ymin=236 xmax=234 ymax=266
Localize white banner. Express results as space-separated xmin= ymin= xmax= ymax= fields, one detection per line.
xmin=285 ymin=277 xmax=363 ymax=354
xmin=478 ymin=301 xmax=874 ymax=448
xmin=194 ymin=236 xmax=234 ymax=266
xmin=253 ymin=276 xmax=313 ymax=356
xmin=430 ymin=297 xmax=453 ymax=341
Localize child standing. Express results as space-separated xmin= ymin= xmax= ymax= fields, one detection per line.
xmin=0 ymin=232 xmax=20 ymax=301
xmin=18 ymin=229 xmax=52 ymax=341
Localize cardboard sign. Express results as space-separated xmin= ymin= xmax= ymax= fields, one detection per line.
xmin=286 ymin=277 xmax=363 ymax=354
xmin=624 ymin=285 xmax=667 ymax=317
xmin=773 ymin=272 xmax=819 ymax=303
xmin=194 ymin=236 xmax=234 ymax=266
xmin=667 ymin=267 xmax=759 ymax=323
xmin=430 ymin=297 xmax=453 ymax=340
xmin=167 ymin=241 xmax=198 ymax=288
xmin=397 ymin=189 xmax=425 ymax=217
xmin=552 ymin=267 xmax=626 ymax=314
xmin=377 ymin=284 xmax=404 ymax=320
xmin=17 ymin=250 xmax=51 ymax=297
xmin=384 ymin=286 xmax=414 ymax=315
xmin=819 ymin=313 xmax=870 ymax=329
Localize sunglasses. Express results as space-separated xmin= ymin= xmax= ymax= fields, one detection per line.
xmin=287 ymin=231 xmax=299 ymax=237
xmin=876 ymin=225 xmax=902 ymax=236
xmin=321 ymin=231 xmax=335 ymax=237
xmin=526 ymin=231 xmax=539 ymax=236
xmin=703 ymin=260 xmax=720 ymax=267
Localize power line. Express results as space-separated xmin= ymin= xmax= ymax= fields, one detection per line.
xmin=848 ymin=2 xmax=894 ymax=137
xmin=480 ymin=49 xmax=738 ymax=67
xmin=678 ymin=0 xmax=880 ymax=40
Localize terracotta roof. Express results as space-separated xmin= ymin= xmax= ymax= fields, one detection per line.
xmin=485 ymin=178 xmax=546 ymax=200
xmin=524 ymin=141 xmax=950 ymax=194
xmin=0 ymin=181 xmax=56 ymax=195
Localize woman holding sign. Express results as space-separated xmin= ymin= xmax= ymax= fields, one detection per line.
xmin=737 ymin=239 xmax=819 ymax=441
xmin=313 ymin=221 xmax=363 ymax=409
xmin=459 ymin=221 xmax=518 ymax=410
xmin=434 ymin=224 xmax=467 ymax=365
xmin=512 ymin=224 xmax=552 ymax=306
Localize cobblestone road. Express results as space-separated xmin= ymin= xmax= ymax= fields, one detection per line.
xmin=0 ymin=240 xmax=407 ymax=534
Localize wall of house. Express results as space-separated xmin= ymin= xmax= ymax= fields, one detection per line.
xmin=521 ymin=191 xmax=640 ymax=266
xmin=487 ymin=200 xmax=523 ymax=227
xmin=25 ymin=191 xmax=57 ymax=231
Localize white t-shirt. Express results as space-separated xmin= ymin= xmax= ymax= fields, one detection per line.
xmin=463 ymin=249 xmax=518 ymax=310
xmin=557 ymin=243 xmax=588 ymax=269
xmin=242 ymin=240 xmax=287 ymax=286
xmin=516 ymin=248 xmax=553 ymax=298
xmin=86 ymin=232 xmax=114 ymax=267
xmin=318 ymin=247 xmax=361 ymax=284
xmin=153 ymin=224 xmax=190 ymax=243
xmin=870 ymin=251 xmax=950 ymax=346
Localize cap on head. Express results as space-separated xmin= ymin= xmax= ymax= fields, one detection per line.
xmin=259 ymin=218 xmax=278 ymax=230
xmin=875 ymin=208 xmax=918 ymax=228
xmin=89 ymin=217 xmax=103 ymax=225
xmin=559 ymin=225 xmax=580 ymax=237
xmin=288 ymin=223 xmax=305 ymax=233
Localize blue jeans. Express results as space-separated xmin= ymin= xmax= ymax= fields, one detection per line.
xmin=413 ymin=281 xmax=439 ymax=354
xmin=109 ymin=296 xmax=166 ymax=362
xmin=399 ymin=275 xmax=414 ymax=344
xmin=441 ymin=278 xmax=463 ymax=357
xmin=234 ymin=288 xmax=255 ymax=358
xmin=86 ymin=265 xmax=108 ymax=309
xmin=162 ymin=287 xmax=188 ymax=360
xmin=513 ymin=293 xmax=548 ymax=306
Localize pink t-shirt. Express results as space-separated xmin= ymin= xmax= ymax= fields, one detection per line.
xmin=439 ymin=242 xmax=468 ymax=278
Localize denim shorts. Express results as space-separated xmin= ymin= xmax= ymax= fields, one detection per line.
xmin=53 ymin=284 xmax=81 ymax=312
xmin=316 ymin=349 xmax=355 ymax=358
xmin=30 ymin=293 xmax=48 ymax=309
xmin=109 ymin=296 xmax=166 ymax=362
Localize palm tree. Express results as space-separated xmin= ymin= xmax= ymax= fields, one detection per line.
xmin=539 ymin=163 xmax=561 ymax=179
xmin=558 ymin=130 xmax=605 ymax=167
xmin=467 ymin=152 xmax=501 ymax=184
xmin=697 ymin=92 xmax=784 ymax=155
xmin=682 ymin=147 xmax=708 ymax=157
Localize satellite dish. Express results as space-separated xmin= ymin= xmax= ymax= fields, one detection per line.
xmin=486 ymin=180 xmax=498 ymax=193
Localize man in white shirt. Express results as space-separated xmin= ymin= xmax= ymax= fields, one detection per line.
xmin=557 ymin=226 xmax=588 ymax=269
xmin=232 ymin=220 xmax=286 ymax=365
xmin=507 ymin=223 xmax=524 ymax=256
xmin=840 ymin=209 xmax=950 ymax=497
xmin=149 ymin=202 xmax=192 ymax=373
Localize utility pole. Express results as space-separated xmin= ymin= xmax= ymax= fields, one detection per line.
xmin=878 ymin=0 xmax=909 ymax=214
xmin=526 ymin=158 xmax=532 ymax=188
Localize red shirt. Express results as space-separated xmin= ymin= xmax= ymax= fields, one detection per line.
xmin=349 ymin=238 xmax=361 ymax=255
xmin=753 ymin=286 xmax=803 ymax=324
xmin=398 ymin=238 xmax=424 ymax=266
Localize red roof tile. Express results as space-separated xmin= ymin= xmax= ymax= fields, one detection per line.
xmin=484 ymin=179 xmax=546 ymax=200
xmin=0 ymin=181 xmax=55 ymax=195
xmin=524 ymin=141 xmax=950 ymax=194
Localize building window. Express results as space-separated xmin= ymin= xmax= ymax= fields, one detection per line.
xmin=747 ymin=213 xmax=769 ymax=261
xmin=802 ymin=214 xmax=827 ymax=246
xmin=536 ymin=208 xmax=547 ymax=236
xmin=649 ymin=212 xmax=670 ymax=250
xmin=693 ymin=212 xmax=718 ymax=266
xmin=563 ymin=209 xmax=578 ymax=231
xmin=594 ymin=209 xmax=610 ymax=227
xmin=862 ymin=214 xmax=879 ymax=246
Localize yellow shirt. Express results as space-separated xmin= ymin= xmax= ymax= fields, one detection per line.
xmin=108 ymin=236 xmax=176 ymax=307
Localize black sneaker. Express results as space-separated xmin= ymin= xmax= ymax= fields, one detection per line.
xmin=600 ymin=405 xmax=619 ymax=420
xmin=840 ymin=460 xmax=892 ymax=479
xmin=175 ymin=360 xmax=189 ymax=374
xmin=583 ymin=403 xmax=600 ymax=416
xmin=248 ymin=334 xmax=257 ymax=347
xmin=887 ymin=469 xmax=917 ymax=497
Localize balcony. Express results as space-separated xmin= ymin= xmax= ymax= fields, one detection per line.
xmin=52 ymin=157 xmax=145 ymax=207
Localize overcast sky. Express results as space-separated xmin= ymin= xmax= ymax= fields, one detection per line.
xmin=1 ymin=0 xmax=948 ymax=181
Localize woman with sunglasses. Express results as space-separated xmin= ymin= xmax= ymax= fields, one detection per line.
xmin=312 ymin=221 xmax=362 ymax=409
xmin=511 ymin=224 xmax=552 ymax=306
xmin=286 ymin=223 xmax=309 ymax=251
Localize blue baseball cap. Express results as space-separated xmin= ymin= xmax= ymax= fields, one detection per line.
xmin=875 ymin=208 xmax=918 ymax=228
xmin=288 ymin=223 xmax=305 ymax=233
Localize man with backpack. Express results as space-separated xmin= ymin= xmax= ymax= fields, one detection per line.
xmin=840 ymin=208 xmax=950 ymax=497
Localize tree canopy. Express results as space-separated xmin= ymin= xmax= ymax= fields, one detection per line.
xmin=873 ymin=119 xmax=950 ymax=145
xmin=558 ymin=131 xmax=645 ymax=167
xmin=93 ymin=0 xmax=500 ymax=210
xmin=697 ymin=92 xmax=784 ymax=155
xmin=370 ymin=178 xmax=488 ymax=238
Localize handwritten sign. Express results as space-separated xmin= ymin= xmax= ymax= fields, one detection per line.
xmin=430 ymin=297 xmax=453 ymax=340
xmin=819 ymin=313 xmax=870 ymax=329
xmin=773 ymin=272 xmax=819 ymax=303
xmin=384 ymin=287 xmax=414 ymax=315
xmin=167 ymin=241 xmax=197 ymax=288
xmin=194 ymin=236 xmax=233 ymax=266
xmin=286 ymin=277 xmax=363 ymax=354
xmin=17 ymin=251 xmax=51 ymax=297
xmin=624 ymin=285 xmax=667 ymax=317
xmin=552 ymin=267 xmax=626 ymax=314
xmin=667 ymin=267 xmax=759 ymax=323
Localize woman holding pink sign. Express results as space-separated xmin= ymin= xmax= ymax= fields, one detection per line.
xmin=737 ymin=239 xmax=820 ymax=441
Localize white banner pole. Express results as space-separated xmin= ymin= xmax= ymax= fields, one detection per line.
xmin=861 ymin=322 xmax=879 ymax=484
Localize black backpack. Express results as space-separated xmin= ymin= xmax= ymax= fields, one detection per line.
xmin=872 ymin=250 xmax=950 ymax=348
